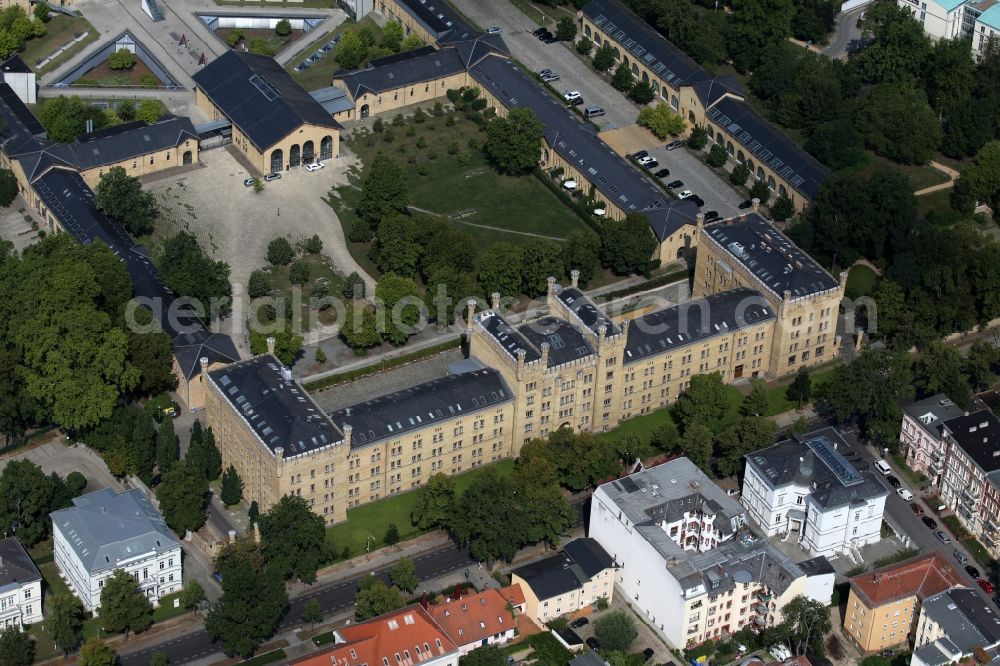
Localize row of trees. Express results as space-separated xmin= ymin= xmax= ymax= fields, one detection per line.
xmin=335 ymin=21 xmax=423 ymax=70
xmin=39 ymin=96 xmax=163 ymax=144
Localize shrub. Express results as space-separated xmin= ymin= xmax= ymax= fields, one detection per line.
xmin=315 ymin=347 xmax=327 ymax=364
xmin=772 ymin=194 xmax=795 ymax=221
xmin=687 ymin=126 xmax=709 ymax=151
xmin=275 ymin=19 xmax=292 ymax=36
xmin=705 ymin=144 xmax=728 ymax=168
xmin=305 ymin=234 xmax=323 ymax=254
xmin=343 ymin=271 xmax=366 ymax=299
xmin=413 ymin=107 xmax=427 ymax=123
xmin=730 ymin=163 xmax=751 ymax=187
xmin=267 ymin=237 xmax=295 ymax=266
xmin=226 ymin=29 xmax=245 ymax=47
xmin=0 ymin=169 xmax=18 ymax=206
xmin=290 ymin=259 xmax=310 ymax=285
xmin=576 ymin=37 xmax=593 ymax=55
xmin=108 ymin=48 xmax=136 ymax=70
xmin=445 ymin=115 xmax=455 ymax=127
xmin=750 ymin=180 xmax=771 ymax=205
xmin=248 ymin=270 xmax=271 ymax=298
xmin=348 ymin=218 xmax=373 ymax=242
xmin=139 ymin=73 xmax=158 ymax=88
xmin=629 ymin=80 xmax=655 ymax=104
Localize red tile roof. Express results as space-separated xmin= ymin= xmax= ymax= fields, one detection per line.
xmin=501 ymin=584 xmax=525 ymax=607
xmin=428 ymin=588 xmax=517 ymax=647
xmin=292 ymin=604 xmax=458 ymax=666
xmin=849 ymin=552 xmax=964 ymax=607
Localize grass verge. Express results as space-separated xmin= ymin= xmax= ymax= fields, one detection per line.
xmin=845 ymin=264 xmax=878 ymax=299
xmin=23 ymin=14 xmax=99 ymax=75
xmin=242 ymin=648 xmax=288 ymax=665
xmin=326 ymin=459 xmax=514 ymax=554
xmin=891 ymin=454 xmax=927 ymax=486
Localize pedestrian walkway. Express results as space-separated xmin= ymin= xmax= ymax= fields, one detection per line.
xmin=915 ymin=160 xmax=960 ymax=196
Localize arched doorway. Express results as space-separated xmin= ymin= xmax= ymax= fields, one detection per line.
xmin=289 ymin=144 xmax=301 ymax=168
xmin=360 ymin=104 xmax=370 ymax=118
xmin=182 ymin=150 xmax=192 ymax=165
xmin=303 ymin=140 xmax=315 ymax=164
xmin=270 ymin=149 xmax=283 ymax=173
xmin=320 ymin=135 xmax=333 ymax=160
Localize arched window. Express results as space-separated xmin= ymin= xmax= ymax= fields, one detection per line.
xmin=652 ymin=81 xmax=660 ymax=95
xmin=631 ymin=63 xmax=639 ymax=76
xmin=289 ymin=144 xmax=301 ymax=168
xmin=320 ymin=135 xmax=334 ymax=160
xmin=585 ymin=25 xmax=592 ymax=37
xmin=595 ymin=34 xmax=602 ymax=45
xmin=612 ymin=47 xmax=620 ymax=60
xmin=641 ymin=71 xmax=649 ymax=83
xmin=767 ymin=176 xmax=776 ymax=190
xmin=270 ymin=149 xmax=283 ymax=173
xmin=303 ymin=140 xmax=315 ymax=163
xmin=746 ymin=160 xmax=755 ymax=174
xmin=757 ymin=167 xmax=765 ymax=181
xmin=716 ymin=131 xmax=724 ymax=145
xmin=360 ymin=104 xmax=370 ymax=118
xmin=778 ymin=184 xmax=787 ymax=197
xmin=737 ymin=150 xmax=745 ymax=163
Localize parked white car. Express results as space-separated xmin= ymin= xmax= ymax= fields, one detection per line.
xmin=562 ymin=90 xmax=581 ymax=102
xmin=678 ymin=190 xmax=694 ymax=199
xmin=770 ymin=645 xmax=791 ymax=661
xmin=897 ymin=488 xmax=914 ymax=501
xmin=305 ymin=162 xmax=325 ymax=172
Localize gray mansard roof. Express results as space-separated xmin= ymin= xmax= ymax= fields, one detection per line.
xmin=920 ymin=588 xmax=1000 ymax=658
xmin=50 ymin=488 xmax=179 ymax=575
xmin=901 ymin=394 xmax=966 ymax=440
xmin=745 ymin=427 xmax=888 ymax=510
xmin=0 ymin=538 xmax=41 ymax=591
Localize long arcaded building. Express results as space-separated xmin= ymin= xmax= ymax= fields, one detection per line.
xmin=206 ymin=213 xmax=844 ymax=525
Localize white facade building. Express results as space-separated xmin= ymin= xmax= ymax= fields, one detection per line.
xmin=0 ymin=538 xmax=42 ymax=628
xmin=911 ymin=587 xmax=1000 ymax=666
xmin=50 ymin=488 xmax=182 ymax=613
xmin=589 ymin=458 xmax=832 ymax=649
xmin=741 ymin=428 xmax=888 ymax=558
xmin=897 ymin=0 xmax=1000 ymax=58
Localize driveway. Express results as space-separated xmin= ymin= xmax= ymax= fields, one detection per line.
xmin=0 ymin=437 xmax=123 ymax=494
xmin=448 ymin=0 xmax=635 ymax=130
xmin=148 ymin=147 xmax=376 ymax=353
xmin=823 ymin=6 xmax=867 ymax=60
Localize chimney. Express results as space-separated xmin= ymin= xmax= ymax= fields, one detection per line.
xmin=839 ymin=270 xmax=849 ymax=291
xmin=465 ymin=299 xmax=476 ymax=331
xmin=751 ymin=198 xmax=760 ymax=212
xmin=228 ymin=529 xmax=236 ymax=543
xmin=490 ymin=292 xmax=501 ymax=310
xmin=546 ymin=276 xmax=556 ymax=297
xmin=516 ymin=348 xmax=526 ymax=373
xmin=696 ymin=212 xmax=705 ymax=230
xmin=200 ymin=356 xmax=209 ymax=376
xmin=622 ymin=319 xmax=630 ymax=335
xmin=570 ymin=269 xmax=580 ymax=288
xmin=597 ymin=324 xmax=607 ymax=351
xmin=343 ymin=423 xmax=353 ymax=447
xmin=540 ymin=341 xmax=550 ymax=367
xmin=783 ymin=290 xmax=791 ymax=304
xmin=266 ymin=336 xmax=276 ymax=355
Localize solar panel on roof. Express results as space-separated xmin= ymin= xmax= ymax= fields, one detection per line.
xmin=248 ymin=74 xmax=280 ymax=102
xmin=807 ymin=437 xmax=863 ymax=487
xmin=791 ymin=175 xmax=805 ymax=187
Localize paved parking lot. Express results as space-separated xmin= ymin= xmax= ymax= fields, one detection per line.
xmin=641 ymin=145 xmax=745 ymax=219
xmin=0 ymin=202 xmax=40 ymax=252
xmin=449 ymin=0 xmax=635 ymax=130
xmin=0 ymin=437 xmax=122 ymax=493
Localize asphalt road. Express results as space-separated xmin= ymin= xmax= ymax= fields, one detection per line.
xmin=823 ymin=6 xmax=866 ymax=59
xmin=119 ymin=546 xmax=476 ymax=665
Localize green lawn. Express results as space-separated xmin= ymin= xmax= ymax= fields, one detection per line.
xmin=845 ymin=264 xmax=878 ymax=299
xmin=344 ymin=114 xmax=592 ymax=243
xmin=152 ymin=591 xmax=192 ymax=623
xmin=265 ymin=253 xmax=346 ymax=331
xmin=22 ymin=14 xmax=99 ymax=75
xmin=326 ymin=459 xmax=514 ymax=555
xmin=242 ymin=648 xmax=288 ymax=664
xmin=844 ymin=154 xmax=950 ymax=191
xmin=917 ymin=188 xmax=957 ymax=221
xmin=288 ymin=16 xmax=382 ymax=91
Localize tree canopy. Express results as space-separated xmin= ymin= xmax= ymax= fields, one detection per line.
xmin=160 ymin=231 xmax=232 ymax=314
xmin=0 ymin=459 xmax=73 ymax=544
xmin=357 ymin=153 xmax=408 ymax=229
xmin=99 ymin=569 xmax=153 ymax=638
xmin=259 ymin=494 xmax=327 ymax=584
xmin=157 ymin=458 xmax=209 ymax=535
xmin=484 ymin=108 xmax=544 ymax=175
xmin=600 ymin=213 xmax=656 ymax=275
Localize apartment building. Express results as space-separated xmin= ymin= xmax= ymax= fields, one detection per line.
xmin=579 ymin=0 xmax=830 ymax=211
xmin=899 ymin=394 xmax=965 ymax=484
xmin=694 ymin=214 xmax=845 ymax=377
xmin=912 ymin=587 xmax=1000 ymax=666
xmin=292 ymin=604 xmax=461 ymax=666
xmin=0 ymin=538 xmax=42 ymax=628
xmin=510 ymin=538 xmax=616 ymax=625
xmin=938 ymin=408 xmax=1000 ymax=554
xmin=50 ymin=488 xmax=182 ymax=612
xmin=897 ymin=0 xmax=1000 ymax=58
xmin=843 ymin=552 xmax=964 ymax=654
xmin=589 ymin=458 xmax=832 ymax=649
xmin=741 ymin=428 xmax=888 ymax=557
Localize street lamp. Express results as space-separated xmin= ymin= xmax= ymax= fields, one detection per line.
xmin=366 ymin=535 xmax=375 ymax=552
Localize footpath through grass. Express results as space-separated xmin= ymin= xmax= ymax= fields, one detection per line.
xmin=326 ymin=459 xmax=515 ymax=554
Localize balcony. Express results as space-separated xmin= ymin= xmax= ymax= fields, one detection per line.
xmin=984 ymin=533 xmax=996 ymax=547
xmin=755 ymin=604 xmax=769 ymax=615
xmin=753 ymin=616 xmax=767 ymax=627
xmin=756 ymin=591 xmax=773 ymax=602
xmin=962 ymin=489 xmax=980 ymax=506
xmin=930 ymin=451 xmax=942 ymax=464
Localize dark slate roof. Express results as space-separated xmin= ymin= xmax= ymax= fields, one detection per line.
xmin=703 ymin=214 xmax=839 ymax=299
xmin=394 ymin=0 xmax=477 ymax=43
xmin=649 ymin=198 xmax=699 ymax=242
xmin=327 ymin=368 xmax=513 ymax=448
xmin=745 ymin=427 xmax=888 ymax=510
xmin=467 ymin=56 xmax=672 ymax=226
xmin=208 ymin=355 xmax=341 ymax=459
xmin=337 ymin=47 xmax=466 ymax=97
xmin=512 ymin=539 xmax=615 ymax=600
xmin=562 ymin=538 xmax=616 ymax=578
xmin=707 ymin=96 xmax=830 ymax=200
xmin=45 ymin=115 xmax=198 ymax=171
xmin=0 ymin=538 xmax=41 ymax=589
xmin=30 ymin=169 xmax=237 ymax=377
xmin=943 ymin=410 xmax=1000 ymax=474
xmin=901 ymin=394 xmax=965 ymax=440
xmin=0 ymin=83 xmax=46 ymax=154
xmin=798 ymin=555 xmax=835 ymax=577
xmin=192 ymin=51 xmax=340 ymax=151
xmin=557 ymin=287 xmax=620 ymax=336
xmin=922 ymin=587 xmax=1000 ymax=653
xmin=624 ymin=288 xmax=774 ymax=364
xmin=691 ymin=74 xmax=745 ymax=108
xmin=581 ymin=0 xmax=710 ymax=91
xmin=1 ymin=54 xmax=31 ymax=75
xmin=518 ymin=317 xmax=596 ymax=367
xmin=452 ymin=33 xmax=509 ymax=67
xmin=49 ymin=488 xmax=179 ymax=575
xmin=476 ymin=310 xmax=541 ymax=363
